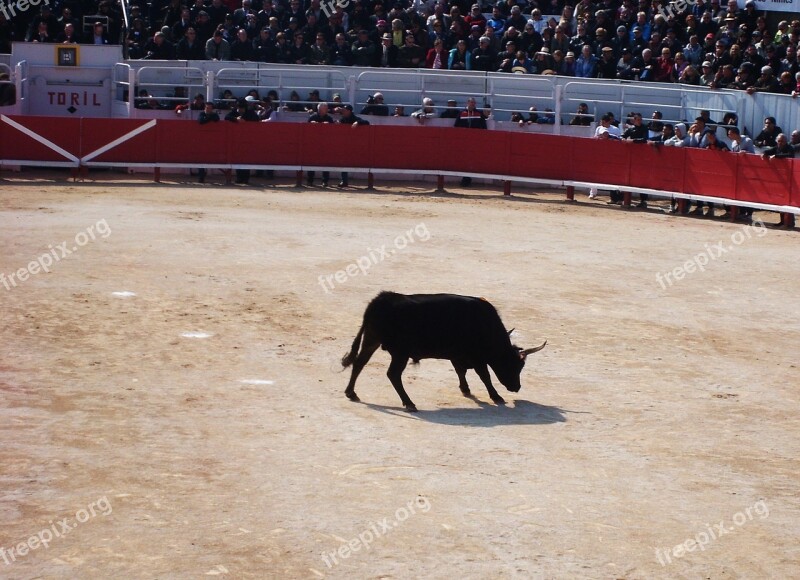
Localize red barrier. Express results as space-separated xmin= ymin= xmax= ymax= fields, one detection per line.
xmin=735 ymin=155 xmax=792 ymax=207
xmin=80 ymin=119 xmax=156 ymax=164
xmin=507 ymin=133 xmax=573 ymax=181
xmin=683 ymin=148 xmax=739 ymax=199
xmin=1 ymin=116 xmax=81 ymax=163
xmin=627 ymin=144 xmax=686 ymax=193
xmin=0 ymin=117 xmax=797 ymax=212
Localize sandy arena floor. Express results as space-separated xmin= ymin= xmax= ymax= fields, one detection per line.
xmin=0 ymin=174 xmax=799 ymax=579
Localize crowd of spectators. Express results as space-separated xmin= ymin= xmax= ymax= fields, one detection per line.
xmin=590 ymin=106 xmax=799 ymax=218
xmin=0 ymin=1 xmax=121 ymax=51
xmin=5 ymin=0 xmax=799 ymax=98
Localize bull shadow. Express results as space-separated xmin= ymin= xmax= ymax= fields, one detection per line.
xmin=362 ymin=398 xmax=568 ymax=427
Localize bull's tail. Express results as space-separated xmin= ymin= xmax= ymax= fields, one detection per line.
xmin=342 ymin=325 xmax=364 ymax=368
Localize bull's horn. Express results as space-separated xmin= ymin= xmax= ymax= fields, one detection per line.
xmin=521 ymin=341 xmax=547 ymax=356
xmin=507 ymin=328 xmax=515 ymax=336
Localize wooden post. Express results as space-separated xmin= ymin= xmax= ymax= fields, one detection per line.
xmin=566 ymin=185 xmax=575 ymax=201
xmin=622 ymin=191 xmax=632 ymax=207
xmin=367 ymin=172 xmax=374 ymax=190
xmin=436 ymin=175 xmax=444 ymax=192
xmin=296 ymin=170 xmax=303 ymax=187
xmin=678 ymin=198 xmax=687 ymax=214
xmin=154 ymin=167 xmax=161 ymax=183
xmin=729 ymin=206 xmax=738 ymax=222
xmin=503 ymin=180 xmax=511 ymax=196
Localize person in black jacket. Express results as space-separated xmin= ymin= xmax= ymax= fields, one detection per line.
xmin=454 ymin=97 xmax=488 ymax=186
xmin=334 ymin=105 xmax=369 ymax=187
xmin=176 ymin=28 xmax=206 ymax=60
xmin=621 ymin=112 xmax=649 ymax=207
xmin=307 ymin=102 xmax=335 ymax=186
xmin=197 ymin=102 xmax=220 ymax=183
xmin=225 ymin=98 xmax=259 ymax=183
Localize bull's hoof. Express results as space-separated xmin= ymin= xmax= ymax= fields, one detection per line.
xmin=345 ymin=391 xmax=360 ymax=402
xmin=460 ymin=388 xmax=472 ymax=397
xmin=404 ymin=404 xmax=418 ymax=413
xmin=492 ymin=397 xmax=506 ymax=405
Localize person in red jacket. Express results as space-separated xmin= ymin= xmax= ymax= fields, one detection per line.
xmin=454 ymin=97 xmax=488 ymax=186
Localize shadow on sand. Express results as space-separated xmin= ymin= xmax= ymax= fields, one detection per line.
xmin=361 ymin=398 xmax=570 ymax=427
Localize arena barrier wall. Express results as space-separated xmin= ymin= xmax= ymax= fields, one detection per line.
xmin=2 ymin=115 xmax=799 ymax=218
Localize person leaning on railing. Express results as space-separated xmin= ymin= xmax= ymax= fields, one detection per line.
xmin=453 ymin=97 xmax=488 ymax=187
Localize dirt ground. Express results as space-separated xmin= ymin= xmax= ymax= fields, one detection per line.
xmin=1 ymin=173 xmax=798 ymax=580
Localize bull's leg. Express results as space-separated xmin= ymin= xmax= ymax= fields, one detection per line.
xmin=344 ymin=333 xmax=381 ymax=402
xmin=387 ymin=354 xmax=417 ymax=412
xmin=452 ymin=362 xmax=471 ymax=396
xmin=474 ymin=363 xmax=505 ymax=405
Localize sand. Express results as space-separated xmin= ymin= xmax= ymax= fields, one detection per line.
xmin=1 ymin=174 xmax=798 ymax=579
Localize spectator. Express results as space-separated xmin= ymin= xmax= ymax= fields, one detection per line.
xmin=754 ymin=117 xmax=783 ymax=148
xmin=449 ymin=39 xmax=471 ymax=69
xmin=352 ymin=30 xmax=376 ymax=66
xmin=206 ymin=29 xmax=231 ymax=60
xmin=225 ymin=98 xmax=259 ymax=184
xmin=411 ymin=97 xmax=437 ymax=123
xmin=175 ymin=93 xmax=206 ymax=114
xmin=196 ymin=102 xmax=220 ymax=183
xmin=647 ymin=110 xmax=664 ymax=139
xmin=747 ymin=65 xmax=780 ymax=93
xmin=664 ymin=122 xmax=690 ymax=147
xmin=680 ymin=65 xmax=702 ymax=85
xmin=655 ymin=48 xmax=675 ymax=82
xmin=361 ymin=92 xmax=389 ymax=116
xmin=569 ymin=102 xmax=593 ymax=126
xmin=283 ymin=90 xmax=305 ymax=112
xmin=761 ymin=133 xmax=795 ymax=159
xmin=330 ymin=33 xmax=352 ymax=66
xmin=176 ymin=28 xmax=205 ymax=59
xmin=290 ymin=31 xmax=309 ymax=64
xmin=622 ymin=112 xmax=649 ymax=207
xmin=142 ymin=31 xmax=175 ymax=59
xmin=273 ymin=32 xmax=293 ymax=63
xmin=30 ymin=21 xmax=52 ymax=43
xmin=427 ymin=38 xmax=447 ymax=68
xmin=378 ymin=33 xmax=398 ymax=67
xmin=334 ymin=104 xmax=369 ymax=187
xmin=308 ymin=33 xmax=331 ymax=65
xmin=398 ymin=33 xmax=424 ymax=67
xmin=792 ymin=129 xmax=800 ymax=152
xmin=472 ymin=36 xmax=496 ymax=71
xmin=86 ymin=22 xmax=111 ymax=46
xmin=393 ymin=105 xmax=405 ymax=117
xmin=512 ymin=50 xmax=535 ymax=73
xmin=589 ymin=113 xmax=622 ymax=199
xmin=440 ymin=99 xmax=460 ymax=118
xmin=231 ymin=28 xmax=254 ymax=60
xmin=307 ymin=102 xmax=335 ymax=186
xmin=56 ymin=23 xmax=81 ymax=44
xmin=727 ymin=126 xmax=755 ymax=153
xmin=252 ymin=28 xmax=275 ymax=62
xmin=575 ymin=44 xmax=598 ymax=77
xmin=453 ymin=96 xmax=488 ymax=186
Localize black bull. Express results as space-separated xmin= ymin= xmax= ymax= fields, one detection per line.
xmin=342 ymin=292 xmax=546 ymax=412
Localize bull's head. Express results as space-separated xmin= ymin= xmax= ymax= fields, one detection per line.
xmin=494 ymin=341 xmax=547 ymax=392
